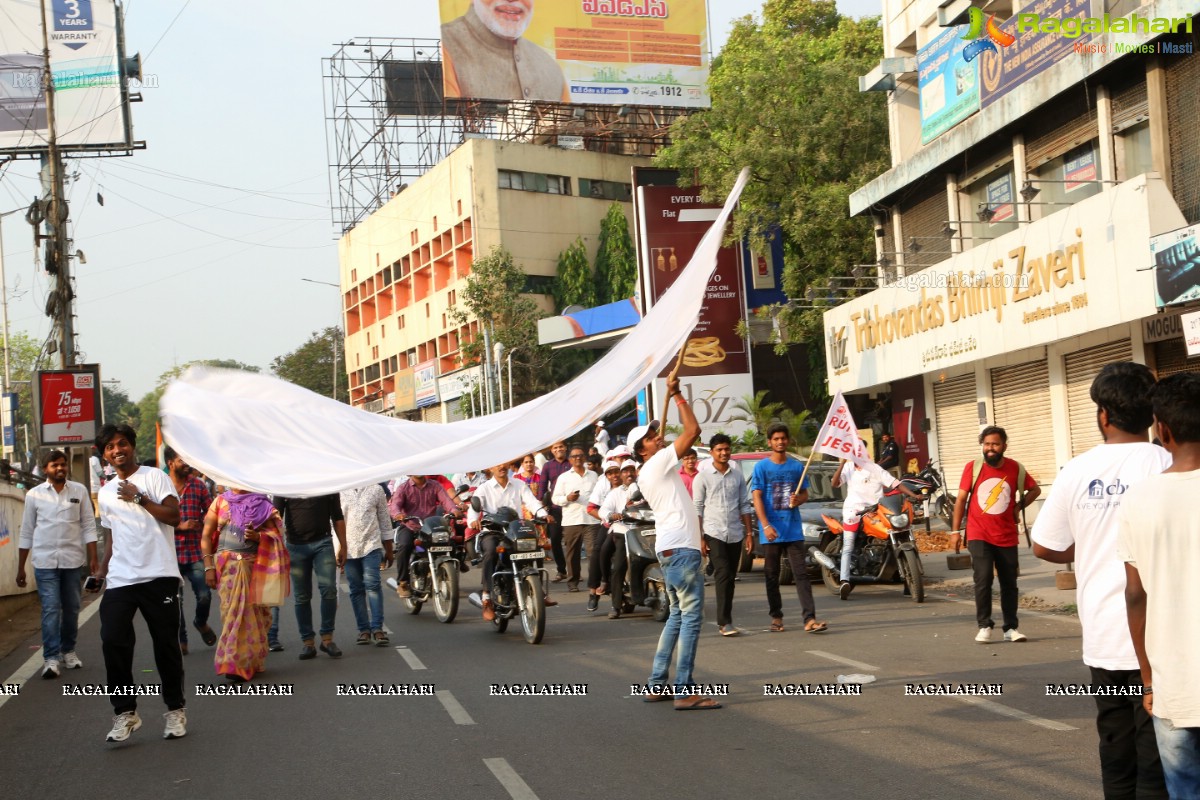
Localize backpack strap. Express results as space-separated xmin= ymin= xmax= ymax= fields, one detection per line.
xmin=959 ymin=459 xmax=985 ymax=537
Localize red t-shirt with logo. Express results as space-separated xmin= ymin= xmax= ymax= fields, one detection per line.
xmin=959 ymin=458 xmax=1038 ymax=547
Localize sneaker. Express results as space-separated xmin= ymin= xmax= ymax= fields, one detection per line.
xmin=839 ymin=581 xmax=852 ymax=600
xmin=587 ymin=594 xmax=599 ymax=612
xmin=268 ymin=640 xmax=284 ymax=652
xmin=163 ymin=708 xmax=187 ymax=739
xmin=106 ymin=711 xmax=142 ymax=743
xmin=1004 ymin=629 xmax=1028 ymax=643
xmin=396 ymin=581 xmax=412 ymax=598
xmin=41 ymin=658 xmax=60 ymax=679
xmin=482 ymin=599 xmax=496 ymax=621
xmin=975 ymin=627 xmax=994 ymax=643
xmin=543 ymin=596 xmax=558 ymax=607
xmin=62 ymin=651 xmax=83 ymax=669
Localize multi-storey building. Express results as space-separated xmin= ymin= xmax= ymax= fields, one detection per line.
xmin=338 ymin=138 xmax=647 ymax=421
xmin=828 ymin=0 xmax=1199 ymax=492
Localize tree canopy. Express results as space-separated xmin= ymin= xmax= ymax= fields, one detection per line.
xmin=594 ymin=203 xmax=637 ymax=304
xmin=552 ymin=237 xmax=595 ymax=312
xmin=271 ymin=326 xmax=347 ymax=403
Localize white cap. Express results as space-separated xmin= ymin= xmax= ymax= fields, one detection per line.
xmin=608 ymin=444 xmax=632 ymax=459
xmin=628 ymin=424 xmax=654 ymax=456
xmin=602 ymin=460 xmax=620 ymax=473
xmin=595 ymin=420 xmax=605 ymax=428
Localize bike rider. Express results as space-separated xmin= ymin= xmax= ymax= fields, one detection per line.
xmin=388 ymin=475 xmax=462 ymax=598
xmin=468 ymin=461 xmax=556 ymax=620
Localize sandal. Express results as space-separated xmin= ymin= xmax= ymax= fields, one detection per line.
xmin=804 ymin=619 xmax=829 ymax=633
xmin=356 ymin=631 xmax=372 ymax=645
xmin=769 ymin=619 xmax=785 ymax=633
xmin=373 ymin=630 xmax=390 ymax=647
xmin=196 ymin=623 xmax=217 ymax=647
xmin=674 ymin=695 xmax=722 ymax=710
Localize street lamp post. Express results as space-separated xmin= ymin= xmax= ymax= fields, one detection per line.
xmin=301 ymin=278 xmax=342 ymax=401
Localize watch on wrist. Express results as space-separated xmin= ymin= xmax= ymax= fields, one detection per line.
xmin=134 ymin=493 xmax=145 ymax=505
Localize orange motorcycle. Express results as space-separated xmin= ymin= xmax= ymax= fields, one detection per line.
xmin=818 ymin=489 xmax=925 ymax=603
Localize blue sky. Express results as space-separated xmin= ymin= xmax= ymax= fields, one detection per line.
xmin=0 ymin=0 xmax=881 ymax=400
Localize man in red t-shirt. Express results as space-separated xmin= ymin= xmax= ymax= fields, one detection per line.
xmin=950 ymin=426 xmax=1041 ymax=644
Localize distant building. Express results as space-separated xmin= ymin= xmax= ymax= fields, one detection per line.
xmin=338 ymin=138 xmax=648 ymax=421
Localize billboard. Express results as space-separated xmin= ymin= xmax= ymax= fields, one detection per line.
xmin=979 ymin=0 xmax=1091 ymax=109
xmin=0 ymin=0 xmax=130 ymax=153
xmin=1149 ymin=223 xmax=1200 ymax=308
xmin=917 ymin=24 xmax=979 ymax=144
xmin=34 ymin=365 xmax=99 ymax=445
xmin=415 ymin=359 xmax=439 ymax=408
xmin=438 ymin=0 xmax=710 ymax=108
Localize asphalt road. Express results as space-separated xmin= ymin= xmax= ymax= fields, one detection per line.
xmin=0 ymin=561 xmax=1104 ymax=800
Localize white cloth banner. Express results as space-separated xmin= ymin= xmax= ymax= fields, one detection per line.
xmin=160 ymin=169 xmax=750 ymax=497
xmin=811 ymin=391 xmax=869 ymax=467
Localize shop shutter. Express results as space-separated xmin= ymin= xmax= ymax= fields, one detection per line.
xmin=1153 ymin=337 xmax=1200 ymax=378
xmin=444 ymin=399 xmax=466 ymax=423
xmin=421 ymin=405 xmax=443 ymax=423
xmin=1065 ymin=339 xmax=1132 ymax=457
xmin=933 ymin=373 xmax=980 ymax=488
xmin=990 ymin=359 xmax=1056 ymax=485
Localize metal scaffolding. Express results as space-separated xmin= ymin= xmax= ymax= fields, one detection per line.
xmin=323 ymin=37 xmax=687 ymax=236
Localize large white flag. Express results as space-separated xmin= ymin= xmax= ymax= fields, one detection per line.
xmin=159 ymin=169 xmax=750 ymax=497
xmin=811 ymin=391 xmax=870 ymax=467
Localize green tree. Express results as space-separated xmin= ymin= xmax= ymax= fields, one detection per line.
xmin=100 ymin=383 xmax=138 ymax=428
xmin=729 ymin=390 xmax=786 ymax=434
xmin=594 ymin=203 xmax=637 ymax=303
xmin=552 ymin=237 xmax=595 ymax=312
xmin=656 ymin=0 xmax=888 ymax=399
xmin=134 ymin=359 xmax=260 ymax=462
xmin=271 ymin=326 xmax=347 ymax=403
xmin=2 ymin=331 xmax=46 ymax=458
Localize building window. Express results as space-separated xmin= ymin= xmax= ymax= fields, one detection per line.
xmin=398 ymin=315 xmax=406 ymax=330
xmin=411 ymin=229 xmax=419 ymax=245
xmin=963 ymin=166 xmax=1018 ymax=243
xmin=432 ymin=215 xmax=437 ymax=230
xmin=522 ymin=274 xmax=556 ymax=295
xmin=367 ymin=332 xmax=371 ymax=345
xmin=457 ymin=199 xmax=462 ymax=215
xmin=381 ymin=324 xmax=386 ymax=339
xmin=351 ymin=269 xmax=357 ymax=282
xmin=1116 ymin=122 xmax=1153 ymax=182
xmin=425 ymin=303 xmax=431 ymax=317
xmin=1028 ymin=143 xmax=1101 ymax=219
xmin=579 ymin=178 xmax=632 ymax=202
xmin=498 ymin=169 xmax=572 ymax=195
xmin=447 ymin=289 xmax=456 ymax=306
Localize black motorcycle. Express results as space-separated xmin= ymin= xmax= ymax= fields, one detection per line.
xmin=388 ymin=514 xmax=465 ymax=624
xmin=901 ymin=460 xmax=954 ymax=525
xmin=467 ymin=502 xmax=549 ymax=645
xmin=609 ymin=493 xmax=669 ymax=622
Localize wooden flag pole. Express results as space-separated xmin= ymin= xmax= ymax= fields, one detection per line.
xmin=794 ymin=446 xmax=818 ymax=494
xmin=660 ymin=338 xmax=690 ymax=432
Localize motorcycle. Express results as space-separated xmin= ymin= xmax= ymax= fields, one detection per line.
xmin=387 ymin=514 xmax=466 ymax=624
xmin=466 ymin=501 xmax=549 ymax=645
xmin=818 ymin=489 xmax=925 ymax=603
xmin=608 ymin=492 xmax=669 ymax=622
xmin=901 ymin=461 xmax=954 ymax=526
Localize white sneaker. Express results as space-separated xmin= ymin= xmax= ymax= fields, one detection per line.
xmin=1004 ymin=629 xmax=1028 ymax=643
xmin=61 ymin=651 xmax=83 ymax=669
xmin=163 ymin=708 xmax=187 ymax=739
xmin=41 ymin=658 xmax=60 ymax=679
xmin=974 ymin=628 xmax=994 ymax=643
xmin=106 ymin=711 xmax=142 ymax=742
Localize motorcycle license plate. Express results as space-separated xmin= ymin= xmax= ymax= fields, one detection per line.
xmin=428 ymin=546 xmax=453 ymax=553
xmin=509 ymin=551 xmax=542 ymax=560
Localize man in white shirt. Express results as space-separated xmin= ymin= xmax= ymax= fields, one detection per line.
xmin=1033 ymin=362 xmax=1170 ymax=799
xmin=552 ymin=446 xmax=600 ymax=596
xmin=631 ymin=374 xmax=719 ymax=710
xmin=831 ymin=455 xmax=918 ymax=600
xmin=594 ymin=421 xmax=611 ymax=457
xmin=17 ymin=449 xmax=98 ymax=678
xmin=1119 ymin=372 xmax=1200 ymax=798
xmin=469 ymin=461 xmax=548 ymax=620
xmin=93 ymin=424 xmax=185 ymax=743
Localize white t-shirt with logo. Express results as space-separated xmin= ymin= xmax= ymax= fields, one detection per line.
xmin=98 ymin=466 xmax=182 ymax=590
xmin=638 ymin=447 xmax=701 ymax=555
xmin=839 ymin=461 xmax=898 ymax=523
xmin=1032 ymin=442 xmax=1170 ymax=670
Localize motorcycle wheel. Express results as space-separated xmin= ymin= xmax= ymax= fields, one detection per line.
xmin=650 ymin=582 xmax=669 ymax=622
xmin=821 ymin=539 xmax=843 ymax=596
xmin=402 ymin=593 xmax=423 ymax=615
xmin=519 ymin=575 xmax=545 ymax=645
xmin=902 ymin=549 xmax=925 ymax=603
xmin=434 ymin=561 xmax=459 ymax=624
xmin=936 ymin=492 xmax=954 ymax=525
xmin=779 ymin=554 xmax=795 ymax=586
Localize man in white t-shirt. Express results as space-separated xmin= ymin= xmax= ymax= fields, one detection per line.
xmin=1032 ymin=362 xmax=1170 ymax=799
xmin=631 ymin=374 xmax=719 ymax=710
xmin=594 ymin=421 xmax=610 ymax=457
xmin=93 ymin=424 xmax=185 ymax=744
xmin=831 ymin=455 xmax=917 ymax=600
xmin=1119 ymin=372 xmax=1200 ymax=799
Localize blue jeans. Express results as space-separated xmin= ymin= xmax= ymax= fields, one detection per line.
xmin=35 ymin=566 xmax=83 ymax=659
xmin=648 ymin=548 xmax=704 ymax=689
xmin=344 ymin=548 xmax=384 ymax=634
xmin=177 ymin=560 xmax=212 ymax=644
xmin=1153 ymin=717 xmax=1200 ymax=799
xmin=279 ymin=538 xmax=339 ymax=643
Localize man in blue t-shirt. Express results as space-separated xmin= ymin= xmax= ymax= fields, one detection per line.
xmin=750 ymin=424 xmax=827 ymax=633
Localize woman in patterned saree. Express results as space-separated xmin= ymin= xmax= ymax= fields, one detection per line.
xmin=201 ymin=489 xmax=289 ymax=683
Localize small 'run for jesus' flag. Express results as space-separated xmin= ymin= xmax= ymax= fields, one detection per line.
xmin=812 ymin=391 xmax=870 ymax=467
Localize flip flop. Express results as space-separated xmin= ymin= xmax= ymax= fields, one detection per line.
xmin=804 ymin=619 xmax=829 ymax=633
xmin=674 ymin=696 xmax=722 ymax=710
xmin=196 ymin=624 xmax=217 ymax=647
xmin=719 ymin=626 xmax=741 ymax=637
xmin=769 ymin=620 xmax=785 ymax=633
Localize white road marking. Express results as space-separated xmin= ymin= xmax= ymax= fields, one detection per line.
xmin=484 ymin=758 xmax=540 ymax=800
xmin=806 ymin=650 xmax=881 ymax=673
xmin=0 ymin=598 xmax=102 ymax=712
xmin=394 ymin=646 xmax=426 ymax=670
xmin=958 ymin=696 xmax=1078 ymax=731
xmin=436 ymin=690 xmax=476 ymax=725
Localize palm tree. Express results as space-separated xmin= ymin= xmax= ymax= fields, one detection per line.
xmin=728 ymin=390 xmax=786 ymax=435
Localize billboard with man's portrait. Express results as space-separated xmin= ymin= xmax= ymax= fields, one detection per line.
xmin=438 ymin=0 xmax=710 ymax=108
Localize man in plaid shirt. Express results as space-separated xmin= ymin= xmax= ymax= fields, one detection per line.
xmin=166 ymin=447 xmax=215 ymax=654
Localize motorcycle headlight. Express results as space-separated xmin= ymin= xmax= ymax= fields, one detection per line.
xmin=516 ymin=539 xmax=538 ymax=552
xmin=629 ymin=509 xmax=655 ymax=522
xmin=889 ymin=513 xmax=910 ymax=529
xmin=431 ymin=531 xmax=450 ymax=544
xmin=802 ymin=523 xmax=821 ymax=540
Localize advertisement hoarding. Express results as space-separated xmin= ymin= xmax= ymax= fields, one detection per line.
xmin=415 ymin=360 xmax=439 ymax=408
xmin=917 ymin=24 xmax=979 ymax=144
xmin=437 ymin=0 xmax=710 ymax=108
xmin=979 ymin=0 xmax=1091 ymax=109
xmin=0 ymin=0 xmax=129 ymax=153
xmin=34 ymin=365 xmax=99 ymax=445
xmin=1148 ymin=222 xmax=1200 ymax=308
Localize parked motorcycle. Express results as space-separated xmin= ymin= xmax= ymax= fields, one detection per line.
xmin=609 ymin=492 xmax=669 ymax=622
xmin=818 ymin=489 xmax=925 ymax=603
xmin=901 ymin=461 xmax=954 ymax=525
xmin=466 ymin=501 xmax=549 ymax=645
xmin=387 ymin=514 xmax=465 ymax=623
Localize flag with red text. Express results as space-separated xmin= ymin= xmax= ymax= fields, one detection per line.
xmin=812 ymin=391 xmax=869 ymax=466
